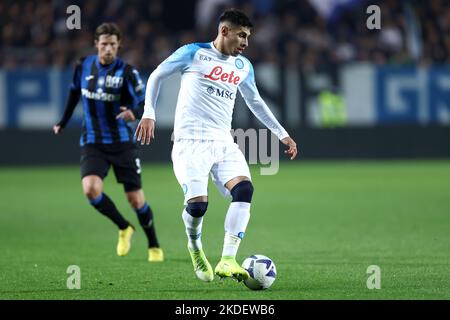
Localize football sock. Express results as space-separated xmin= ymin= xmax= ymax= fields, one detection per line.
xmin=89 ymin=193 xmax=129 ymax=230
xmin=134 ymin=202 xmax=159 ymax=248
xmin=222 ymin=202 xmax=251 ymax=258
xmin=182 ymin=209 xmax=203 ymax=251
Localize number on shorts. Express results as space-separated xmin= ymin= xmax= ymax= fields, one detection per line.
xmin=135 ymin=158 xmax=141 ymax=174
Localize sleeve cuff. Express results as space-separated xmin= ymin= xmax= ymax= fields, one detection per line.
xmin=277 ymin=130 xmax=290 ymax=141
xmin=142 ymin=107 xmax=156 ymax=121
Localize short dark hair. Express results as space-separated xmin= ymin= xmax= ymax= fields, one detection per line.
xmin=219 ymin=9 xmax=253 ymax=28
xmin=94 ymin=23 xmax=122 ymax=41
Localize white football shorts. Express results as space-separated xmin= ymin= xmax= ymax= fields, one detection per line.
xmin=171 ymin=139 xmax=251 ymax=204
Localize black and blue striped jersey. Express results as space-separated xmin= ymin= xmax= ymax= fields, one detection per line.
xmin=58 ymin=55 xmax=146 ymax=146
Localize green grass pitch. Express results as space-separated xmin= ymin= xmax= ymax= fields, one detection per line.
xmin=0 ymin=160 xmax=449 ymax=299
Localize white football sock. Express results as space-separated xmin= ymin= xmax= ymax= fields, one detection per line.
xmin=222 ymin=202 xmax=251 ymax=258
xmin=182 ymin=209 xmax=203 ymax=250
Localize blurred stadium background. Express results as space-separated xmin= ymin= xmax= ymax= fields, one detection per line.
xmin=1 ymin=0 xmax=449 ymax=299
xmin=1 ymin=0 xmax=449 ymax=162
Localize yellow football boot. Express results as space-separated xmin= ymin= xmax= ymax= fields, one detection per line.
xmin=188 ymin=246 xmax=214 ymax=282
xmin=117 ymin=225 xmax=134 ymax=256
xmin=215 ymin=256 xmax=249 ymax=282
xmin=148 ymin=247 xmax=164 ymax=262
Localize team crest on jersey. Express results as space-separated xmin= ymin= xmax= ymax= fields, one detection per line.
xmin=97 ymin=76 xmax=105 ymax=86
xmin=105 ymin=75 xmax=124 ymax=88
xmin=235 ymin=58 xmax=244 ymax=69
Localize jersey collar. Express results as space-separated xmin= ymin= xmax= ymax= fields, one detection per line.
xmin=95 ymin=56 xmax=118 ymax=71
xmin=210 ymin=41 xmax=231 ymax=61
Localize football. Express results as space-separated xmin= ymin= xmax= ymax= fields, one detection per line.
xmin=241 ymin=255 xmax=277 ymax=290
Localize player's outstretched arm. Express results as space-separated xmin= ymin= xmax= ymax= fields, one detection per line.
xmin=135 ymin=118 xmax=155 ymax=145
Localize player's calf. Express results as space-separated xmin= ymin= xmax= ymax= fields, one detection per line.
xmin=217 ymin=180 xmax=254 ymax=280
xmin=222 ymin=181 xmax=253 ymax=256
xmin=183 ymin=201 xmax=213 ymax=281
xmin=134 ymin=202 xmax=160 ymax=249
xmin=183 ymin=201 xmax=208 ymax=251
xmin=89 ymin=192 xmax=130 ymax=230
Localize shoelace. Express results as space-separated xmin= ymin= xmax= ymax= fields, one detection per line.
xmin=194 ymin=253 xmax=208 ymax=271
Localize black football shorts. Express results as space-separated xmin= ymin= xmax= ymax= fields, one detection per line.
xmin=80 ymin=143 xmax=142 ymax=192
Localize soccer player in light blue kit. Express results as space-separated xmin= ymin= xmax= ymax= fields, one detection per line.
xmin=136 ymin=9 xmax=298 ymax=282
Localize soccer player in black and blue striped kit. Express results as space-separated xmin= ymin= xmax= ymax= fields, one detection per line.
xmin=53 ymin=23 xmax=163 ymax=262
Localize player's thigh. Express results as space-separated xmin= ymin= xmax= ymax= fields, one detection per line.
xmin=211 ymin=142 xmax=251 ymax=197
xmin=80 ymin=145 xmax=110 ymax=181
xmin=172 ymin=140 xmax=213 ymax=204
xmin=110 ymin=144 xmax=142 ymax=192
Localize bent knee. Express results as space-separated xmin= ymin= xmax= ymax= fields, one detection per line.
xmin=230 ymin=180 xmax=254 ymax=203
xmin=186 ymin=201 xmax=208 ymax=218
xmin=126 ymin=191 xmax=145 ymax=209
xmin=82 ymin=177 xmax=103 ymax=200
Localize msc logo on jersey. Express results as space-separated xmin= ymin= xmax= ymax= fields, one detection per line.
xmin=235 ymin=58 xmax=244 ymax=69
xmin=206 ymin=86 xmax=234 ymax=100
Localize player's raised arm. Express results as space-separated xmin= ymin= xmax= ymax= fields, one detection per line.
xmin=53 ymin=58 xmax=83 ymax=135
xmin=136 ymin=44 xmax=198 ymax=145
xmin=238 ymin=60 xmax=298 ymax=159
